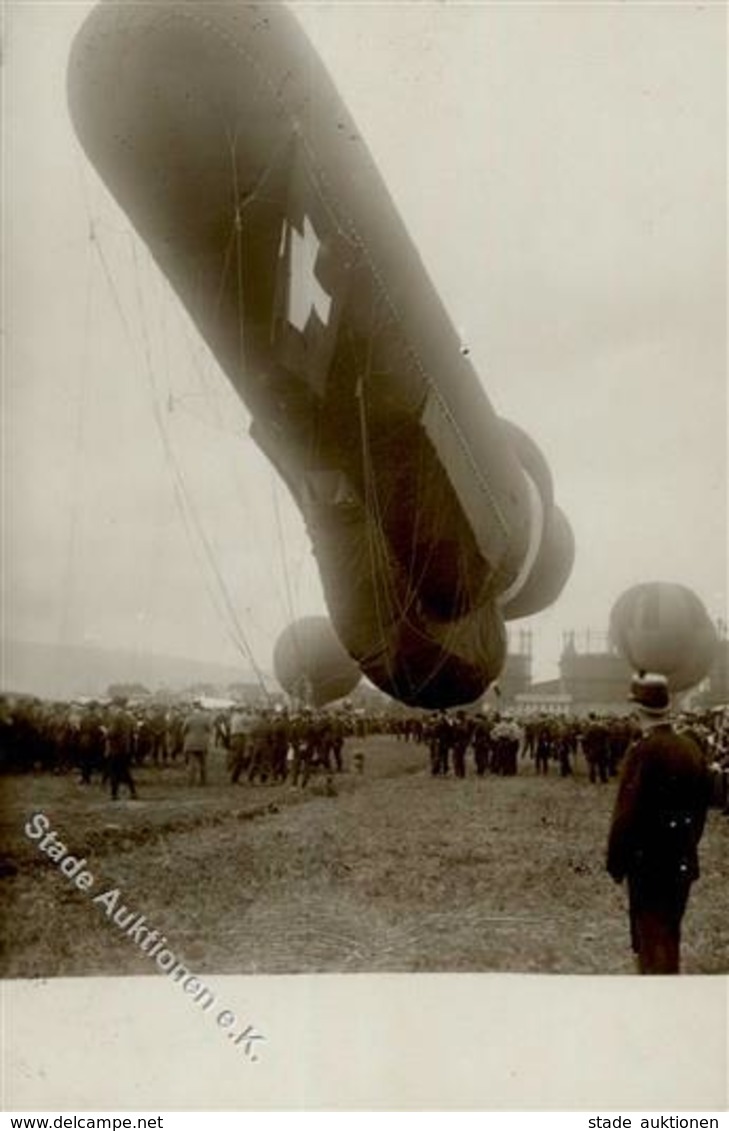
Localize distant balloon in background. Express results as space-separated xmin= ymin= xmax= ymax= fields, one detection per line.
xmin=274 ymin=617 xmax=361 ymax=707
xmin=609 ymin=582 xmax=718 ymax=693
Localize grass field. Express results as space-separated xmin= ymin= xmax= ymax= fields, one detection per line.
xmin=2 ymin=737 xmax=727 ymax=977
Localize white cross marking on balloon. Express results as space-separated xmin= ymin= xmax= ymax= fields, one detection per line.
xmin=283 ymin=215 xmax=332 ymax=332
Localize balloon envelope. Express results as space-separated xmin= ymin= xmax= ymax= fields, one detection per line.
xmin=68 ymin=1 xmax=573 ymax=707
xmin=609 ymin=582 xmax=718 ymax=693
xmin=274 ymin=617 xmax=361 ymax=707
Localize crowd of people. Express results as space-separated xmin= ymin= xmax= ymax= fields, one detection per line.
xmin=1 ymin=691 xmax=727 ymax=804
xmin=0 ymin=695 xmax=381 ymax=794
xmin=396 ymin=707 xmax=727 ymax=793
xmin=2 ymin=681 xmax=728 ymax=976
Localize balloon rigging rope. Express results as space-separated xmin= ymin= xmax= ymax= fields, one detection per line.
xmin=226 ymin=130 xmax=321 ymax=676
xmin=270 ymin=471 xmax=301 ymax=642
xmin=354 ymin=322 xmax=468 ymax=699
xmin=130 ymin=238 xmax=272 ymax=700
xmin=410 ymin=543 xmax=477 ymax=702
xmin=84 ymin=203 xmax=271 ymax=700
xmin=91 ymin=224 xmax=245 ymax=666
xmin=58 ymin=217 xmax=95 ymax=650
xmin=356 ymin=324 xmax=397 ymax=684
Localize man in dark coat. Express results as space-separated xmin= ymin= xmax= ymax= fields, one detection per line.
xmin=606 ymin=673 xmax=711 ymax=974
xmin=106 ymin=701 xmax=138 ymax=801
xmin=583 ymin=714 xmax=610 ymax=783
xmin=431 ymin=711 xmax=453 ymax=777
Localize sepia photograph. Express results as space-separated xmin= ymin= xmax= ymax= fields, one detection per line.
xmin=2 ymin=0 xmax=727 ymax=1111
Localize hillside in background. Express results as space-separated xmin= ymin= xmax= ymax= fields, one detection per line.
xmin=0 ymin=639 xmax=270 ymax=700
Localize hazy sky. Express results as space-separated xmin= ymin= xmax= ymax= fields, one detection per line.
xmin=3 ymin=1 xmax=727 ymax=687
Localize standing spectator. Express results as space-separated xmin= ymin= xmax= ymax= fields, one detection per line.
xmin=583 ymin=714 xmax=610 ymax=783
xmin=451 ymin=711 xmax=472 ymax=779
xmin=106 ymin=701 xmax=138 ymax=801
xmin=167 ymin=708 xmax=185 ymax=762
xmin=183 ymin=701 xmax=213 ymax=786
xmin=148 ymin=706 xmax=168 ymax=764
xmin=228 ymin=707 xmax=253 ymax=784
xmin=554 ymin=720 xmax=573 ymax=778
xmin=78 ymin=704 xmax=105 ymax=785
xmin=534 ymin=719 xmax=553 ymax=775
xmin=431 ymin=711 xmax=453 ymax=777
xmin=491 ymin=715 xmax=521 ymax=776
xmin=328 ymin=714 xmax=346 ymax=773
xmin=606 ymin=673 xmax=711 ymax=975
xmin=472 ymin=717 xmax=492 ymax=776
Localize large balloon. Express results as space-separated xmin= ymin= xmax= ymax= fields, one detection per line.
xmin=68 ymin=2 xmax=573 ymax=707
xmin=273 ymin=617 xmax=360 ymax=707
xmin=609 ymin=582 xmax=718 ymax=693
xmin=496 ymin=421 xmax=575 ymax=620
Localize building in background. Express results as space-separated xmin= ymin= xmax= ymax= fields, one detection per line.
xmin=557 ymin=631 xmax=633 ymax=712
xmin=498 ymin=629 xmax=533 ymax=702
xmin=513 ymin=630 xmax=633 ymax=715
